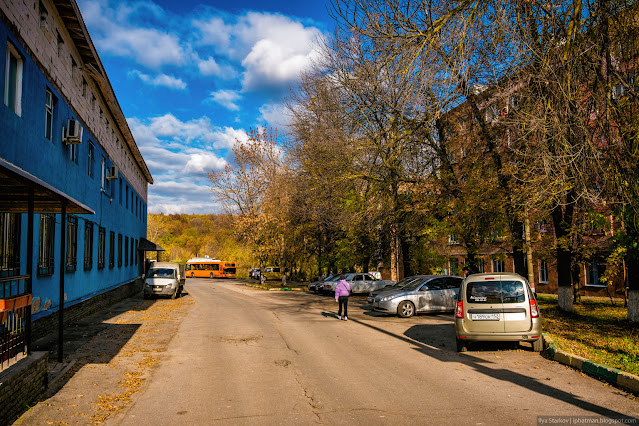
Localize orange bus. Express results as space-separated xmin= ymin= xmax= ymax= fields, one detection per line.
xmin=185 ymin=257 xmax=237 ymax=278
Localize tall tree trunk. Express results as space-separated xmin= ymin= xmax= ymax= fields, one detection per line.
xmin=551 ymin=191 xmax=576 ymax=312
xmin=625 ymin=214 xmax=639 ymax=322
xmin=390 ymin=225 xmax=404 ymax=281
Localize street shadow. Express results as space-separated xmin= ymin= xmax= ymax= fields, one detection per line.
xmin=321 ymin=312 xmax=341 ymax=319
xmin=350 ymin=318 xmax=632 ymax=418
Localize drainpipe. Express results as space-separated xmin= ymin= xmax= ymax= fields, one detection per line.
xmin=58 ymin=202 xmax=67 ymax=363
xmin=26 ymin=189 xmax=34 ymax=354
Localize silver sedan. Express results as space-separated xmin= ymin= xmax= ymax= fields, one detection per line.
xmin=371 ymin=275 xmax=463 ymax=318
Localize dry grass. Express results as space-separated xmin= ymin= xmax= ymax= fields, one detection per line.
xmin=538 ymin=294 xmax=639 ymax=376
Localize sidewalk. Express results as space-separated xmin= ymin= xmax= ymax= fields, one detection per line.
xmin=14 ymin=292 xmax=193 ymax=425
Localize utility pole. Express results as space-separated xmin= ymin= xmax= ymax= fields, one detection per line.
xmin=525 ymin=206 xmax=535 ymax=292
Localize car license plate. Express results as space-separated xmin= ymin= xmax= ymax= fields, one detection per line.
xmin=153 ymin=286 xmax=163 ymax=292
xmin=471 ymin=313 xmax=500 ymax=321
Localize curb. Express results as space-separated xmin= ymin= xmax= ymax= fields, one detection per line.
xmin=244 ymin=283 xmax=304 ymax=291
xmin=542 ymin=333 xmax=639 ymax=394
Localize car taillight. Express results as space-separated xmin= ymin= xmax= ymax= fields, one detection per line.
xmin=530 ymin=298 xmax=539 ymax=318
xmin=455 ymin=300 xmax=464 ymax=318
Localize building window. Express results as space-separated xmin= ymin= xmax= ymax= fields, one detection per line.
xmin=492 ymin=259 xmax=505 ymax=273
xmin=56 ymin=31 xmax=64 ymax=56
xmin=66 ymin=216 xmax=78 ymax=272
xmin=98 ymin=227 xmax=105 ymax=269
xmin=130 ymin=237 xmax=134 ymax=265
xmin=109 ymin=231 xmax=115 ymax=269
xmin=45 ymin=89 xmax=54 ymax=140
xmin=82 ymin=77 xmax=87 ymax=97
xmin=134 ymin=239 xmax=138 ymax=265
xmin=38 ymin=1 xmax=48 ymax=28
xmin=585 ymin=259 xmax=607 ymax=287
xmin=119 ymin=178 xmax=123 ymax=204
xmin=84 ymin=221 xmax=93 ymax=270
xmin=70 ymin=142 xmax=79 ymax=164
xmin=0 ymin=213 xmax=21 ymax=278
xmin=449 ymin=258 xmax=460 ymax=276
xmin=539 ymin=260 xmax=548 ymax=283
xmin=38 ymin=214 xmax=55 ymax=276
xmin=449 ymin=234 xmax=458 ymax=244
xmin=5 ymin=43 xmax=23 ymax=116
xmin=126 ymin=185 xmax=129 ymax=209
xmin=118 ymin=234 xmax=122 ymax=267
xmin=124 ymin=236 xmax=129 ymax=267
xmin=88 ymin=142 xmax=95 ymax=178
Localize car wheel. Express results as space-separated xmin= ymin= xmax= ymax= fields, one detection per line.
xmin=532 ymin=337 xmax=544 ymax=352
xmin=171 ymin=289 xmax=177 ymax=299
xmin=397 ymin=301 xmax=415 ymax=318
xmin=456 ymin=338 xmax=468 ymax=352
xmin=190 ymin=272 xmax=194 ymax=278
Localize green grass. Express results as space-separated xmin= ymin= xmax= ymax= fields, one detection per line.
xmin=537 ymin=294 xmax=639 ymax=376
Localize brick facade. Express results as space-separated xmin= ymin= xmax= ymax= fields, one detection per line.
xmin=0 ymin=351 xmax=48 ymax=425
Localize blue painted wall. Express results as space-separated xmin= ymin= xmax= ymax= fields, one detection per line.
xmin=0 ymin=21 xmax=148 ymax=319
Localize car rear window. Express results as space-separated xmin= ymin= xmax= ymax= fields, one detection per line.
xmin=466 ymin=280 xmax=526 ymax=304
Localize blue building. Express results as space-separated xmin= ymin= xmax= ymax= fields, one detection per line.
xmin=0 ymin=0 xmax=153 ymax=361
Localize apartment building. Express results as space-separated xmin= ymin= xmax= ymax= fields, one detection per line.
xmin=0 ymin=0 xmax=152 ymax=348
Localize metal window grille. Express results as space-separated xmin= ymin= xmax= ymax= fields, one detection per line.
xmin=0 ymin=213 xmax=20 ymax=281
xmin=118 ymin=234 xmax=122 ymax=267
xmin=66 ymin=216 xmax=77 ymax=272
xmin=84 ymin=221 xmax=93 ymax=270
xmin=38 ymin=214 xmax=55 ymax=276
xmin=98 ymin=227 xmax=105 ymax=269
xmin=109 ymin=231 xmax=115 ymax=268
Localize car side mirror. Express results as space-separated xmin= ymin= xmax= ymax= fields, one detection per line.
xmin=420 ymin=286 xmax=429 ymax=291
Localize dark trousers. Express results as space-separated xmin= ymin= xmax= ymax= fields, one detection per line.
xmin=338 ymin=296 xmax=349 ymax=317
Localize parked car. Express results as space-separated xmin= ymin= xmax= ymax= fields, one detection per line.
xmin=323 ymin=273 xmax=395 ymax=294
xmin=367 ymin=275 xmax=425 ymax=304
xmin=454 ymin=272 xmax=542 ymax=352
xmin=308 ymin=274 xmax=339 ymax=293
xmin=371 ymin=275 xmax=463 ymax=318
xmin=249 ymin=268 xmax=261 ymax=280
xmin=144 ymin=262 xmax=185 ymax=299
xmin=262 ymin=266 xmax=288 ymax=281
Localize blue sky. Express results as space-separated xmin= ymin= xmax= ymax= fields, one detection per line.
xmin=76 ymin=0 xmax=333 ymax=214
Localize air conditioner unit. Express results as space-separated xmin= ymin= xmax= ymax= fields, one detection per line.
xmin=106 ymin=165 xmax=118 ymax=180
xmin=63 ymin=119 xmax=83 ymax=144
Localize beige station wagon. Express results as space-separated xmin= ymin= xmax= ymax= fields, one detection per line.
xmin=454 ymin=272 xmax=542 ymax=352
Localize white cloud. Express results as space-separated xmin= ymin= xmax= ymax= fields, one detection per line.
xmin=130 ymin=70 xmax=187 ymax=89
xmin=194 ymin=12 xmax=323 ymax=91
xmin=185 ymin=154 xmax=227 ymax=174
xmin=259 ymin=103 xmax=291 ymax=129
xmin=210 ymin=90 xmax=241 ymax=111
xmin=197 ymin=57 xmax=237 ymax=78
xmin=78 ymin=0 xmax=187 ymax=68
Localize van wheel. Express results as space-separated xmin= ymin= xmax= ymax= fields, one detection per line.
xmin=456 ymin=338 xmax=468 ymax=352
xmin=190 ymin=272 xmax=194 ymax=278
xmin=532 ymin=337 xmax=544 ymax=352
xmin=397 ymin=301 xmax=415 ymax=318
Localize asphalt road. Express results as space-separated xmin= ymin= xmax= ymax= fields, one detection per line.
xmin=114 ymin=279 xmax=639 ymax=425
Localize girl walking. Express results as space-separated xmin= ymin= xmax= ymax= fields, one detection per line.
xmin=335 ymin=275 xmax=351 ymax=320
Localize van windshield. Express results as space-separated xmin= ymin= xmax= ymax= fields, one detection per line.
xmin=466 ymin=280 xmax=525 ymax=304
xmin=148 ymin=268 xmax=175 ymax=278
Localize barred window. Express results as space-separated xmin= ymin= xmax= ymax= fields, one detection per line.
xmin=109 ymin=231 xmax=115 ymax=269
xmin=38 ymin=214 xmax=55 ymax=276
xmin=84 ymin=221 xmax=93 ymax=270
xmin=98 ymin=227 xmax=105 ymax=269
xmin=124 ymin=236 xmax=129 ymax=267
xmin=66 ymin=216 xmax=78 ymax=272
xmin=0 ymin=213 xmax=21 ymax=278
xmin=118 ymin=234 xmax=122 ymax=267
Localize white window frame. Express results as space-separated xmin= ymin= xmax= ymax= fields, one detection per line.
xmin=492 ymin=259 xmax=505 ymax=273
xmin=45 ymin=89 xmax=54 ymax=140
xmin=5 ymin=43 xmax=23 ymax=116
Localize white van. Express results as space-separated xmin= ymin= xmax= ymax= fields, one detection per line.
xmin=144 ymin=262 xmax=185 ymax=299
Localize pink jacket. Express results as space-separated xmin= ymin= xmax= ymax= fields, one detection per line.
xmin=335 ymin=280 xmax=351 ymax=299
